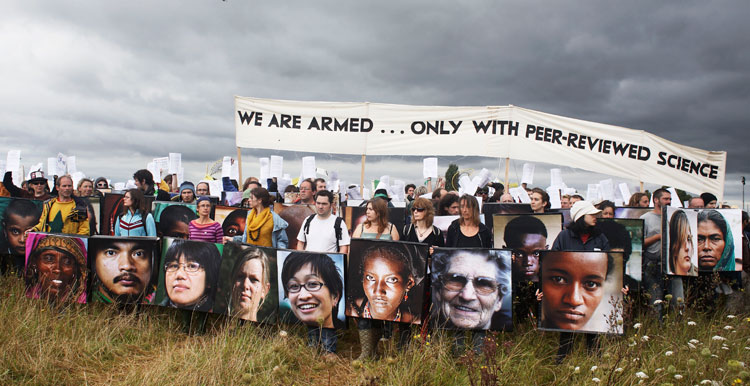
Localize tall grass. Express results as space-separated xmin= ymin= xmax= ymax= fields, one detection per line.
xmin=1 ymin=274 xmax=748 ymax=385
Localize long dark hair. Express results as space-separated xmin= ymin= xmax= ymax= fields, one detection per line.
xmin=120 ymin=189 xmax=150 ymax=218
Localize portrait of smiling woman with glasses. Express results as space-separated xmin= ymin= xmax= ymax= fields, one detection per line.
xmin=430 ymin=248 xmax=511 ymax=331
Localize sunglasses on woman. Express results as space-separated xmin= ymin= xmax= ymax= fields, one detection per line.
xmin=411 ymin=207 xmax=426 ymax=212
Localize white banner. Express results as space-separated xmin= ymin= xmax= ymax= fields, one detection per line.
xmin=235 ymin=96 xmax=727 ymax=197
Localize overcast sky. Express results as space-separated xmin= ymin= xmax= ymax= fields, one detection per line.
xmin=1 ymin=1 xmax=749 ymax=207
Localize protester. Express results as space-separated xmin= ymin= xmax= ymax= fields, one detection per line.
xmin=30 ymin=175 xmax=89 ymax=236
xmin=297 ymin=190 xmax=350 ymax=254
xmin=196 ymin=182 xmax=210 ymax=196
xmin=75 ymin=178 xmax=94 ymax=197
xmin=688 ymin=197 xmax=705 ymax=209
xmin=700 ymin=192 xmax=718 ymax=208
xmin=3 ymin=171 xmax=51 ymax=200
xmin=446 ymin=195 xmax=492 ymax=249
xmin=560 ymin=195 xmax=571 ymax=209
xmin=94 ymin=177 xmax=109 ymax=192
xmin=437 ymin=194 xmax=460 ymax=216
xmin=314 ymin=178 xmax=327 ymax=192
xmin=240 ymin=187 xmax=288 ymax=248
xmin=529 ymin=188 xmax=550 ymax=214
xmin=499 ymin=193 xmax=515 ymax=203
xmin=294 ymin=179 xmax=315 ymax=205
xmin=405 ymin=184 xmax=416 ymax=201
xmin=627 ymin=192 xmax=649 ymax=207
xmin=114 ymin=189 xmax=156 ymax=237
xmin=189 ymin=197 xmax=223 ymax=243
xmin=595 ymin=200 xmax=615 ymax=219
xmin=177 ymin=182 xmax=196 ymax=204
xmin=133 ymin=169 xmax=171 ymax=201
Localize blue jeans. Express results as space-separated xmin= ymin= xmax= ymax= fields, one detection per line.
xmin=307 ymin=326 xmax=337 ymax=353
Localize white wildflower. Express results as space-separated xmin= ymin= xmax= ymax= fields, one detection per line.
xmin=655 ymin=368 xmax=663 ymax=373
xmin=592 ymin=378 xmax=600 ymax=383
xmin=590 ymin=366 xmax=598 ymax=372
xmin=688 ymin=321 xmax=697 ymax=326
xmin=690 ymin=339 xmax=700 ymax=344
xmin=635 ymin=371 xmax=649 ymax=379
xmin=665 ymin=351 xmax=674 ymax=356
xmin=724 ymin=325 xmax=734 ymax=330
xmin=674 ymin=374 xmax=683 ymax=380
xmin=688 ymin=342 xmax=697 ymax=349
xmin=721 ymin=346 xmax=730 ymax=350
xmin=633 ymin=323 xmax=642 ymax=329
xmin=727 ymin=314 xmax=736 ymax=319
xmin=641 ymin=335 xmax=650 ymax=342
xmin=279 ymin=330 xmax=288 ymax=338
xmin=574 ymin=366 xmax=580 ymax=373
xmin=614 ymin=368 xmax=623 ymax=373
xmin=653 ymin=299 xmax=664 ymax=305
xmin=712 ymin=335 xmax=727 ymax=341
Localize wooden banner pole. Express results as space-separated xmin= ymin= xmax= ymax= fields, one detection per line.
xmin=504 ymin=157 xmax=510 ymax=190
xmin=236 ymin=147 xmax=243 ymax=187
xmin=360 ymin=154 xmax=366 ymax=195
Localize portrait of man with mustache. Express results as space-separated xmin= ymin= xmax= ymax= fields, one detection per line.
xmin=90 ymin=237 xmax=156 ymax=304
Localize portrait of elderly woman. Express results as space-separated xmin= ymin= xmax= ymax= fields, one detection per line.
xmin=697 ymin=209 xmax=738 ymax=272
xmin=215 ymin=242 xmax=277 ymax=323
xmin=24 ymin=233 xmax=88 ymax=303
xmin=346 ymin=239 xmax=427 ymax=324
xmin=156 ymin=238 xmax=222 ymax=312
xmin=430 ymin=248 xmax=512 ymax=331
xmin=539 ymin=251 xmax=624 ymax=334
xmin=278 ymin=251 xmax=345 ymax=328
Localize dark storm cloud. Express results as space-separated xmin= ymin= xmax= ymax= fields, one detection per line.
xmin=1 ymin=0 xmax=748 ymax=204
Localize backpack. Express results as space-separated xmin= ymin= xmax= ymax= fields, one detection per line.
xmin=303 ymin=214 xmax=344 ymax=251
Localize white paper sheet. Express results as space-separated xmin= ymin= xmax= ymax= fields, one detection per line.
xmin=423 ymin=157 xmax=438 ymax=179
xmin=521 ymin=163 xmax=535 ymax=185
xmin=5 ymin=150 xmax=20 ymax=173
xmin=230 ymin=158 xmax=239 ymax=181
xmin=550 ymin=168 xmax=564 ymax=189
xmin=177 ymin=167 xmax=184 ymax=186
xmin=509 ymin=187 xmax=531 ymax=203
xmin=67 ymin=156 xmax=77 ymax=174
xmin=546 ymin=186 xmax=562 ymax=209
xmin=269 ymin=155 xmax=283 ymax=178
xmin=147 ymin=161 xmax=160 ymax=183
xmin=56 ymin=153 xmax=67 ymax=176
xmin=47 ymin=157 xmax=56 ymax=177
xmin=154 ymin=157 xmax=169 ymax=174
xmin=618 ymin=183 xmax=632 ymax=204
xmin=70 ymin=171 xmax=85 ymax=189
xmin=586 ymin=184 xmax=600 ymax=202
xmin=222 ymin=156 xmax=232 ymax=178
xmin=301 ymin=156 xmax=316 ymax=179
xmin=168 ymin=153 xmax=181 ymax=174
xmin=667 ymin=187 xmax=682 ymax=208
xmin=599 ymin=179 xmax=615 ymax=201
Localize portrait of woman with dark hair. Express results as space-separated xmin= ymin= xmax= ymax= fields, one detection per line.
xmin=158 ymin=238 xmax=222 ymax=312
xmin=279 ymin=251 xmax=344 ymax=328
xmin=25 ymin=233 xmax=87 ymax=303
xmin=346 ymin=240 xmax=426 ymax=323
xmin=697 ymin=209 xmax=736 ymax=271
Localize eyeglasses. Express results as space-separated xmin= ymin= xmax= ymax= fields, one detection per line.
xmin=96 ymin=184 xmax=107 ymax=188
xmin=440 ymin=273 xmax=507 ymax=296
xmin=287 ymin=281 xmax=325 ymax=293
xmin=412 ymin=207 xmax=426 ymax=212
xmin=165 ymin=262 xmax=203 ymax=273
xmin=30 ymin=181 xmax=45 ymax=186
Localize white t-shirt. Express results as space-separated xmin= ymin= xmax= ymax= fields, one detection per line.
xmin=297 ymin=214 xmax=351 ymax=253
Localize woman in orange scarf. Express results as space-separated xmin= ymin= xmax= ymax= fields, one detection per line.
xmin=241 ymin=187 xmax=288 ymax=248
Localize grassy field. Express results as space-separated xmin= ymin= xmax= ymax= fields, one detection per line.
xmin=0 ymin=274 xmax=748 ymax=385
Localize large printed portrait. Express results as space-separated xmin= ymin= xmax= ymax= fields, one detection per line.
xmin=277 ymin=250 xmax=346 ymax=328
xmin=539 ymin=251 xmax=624 ymax=335
xmin=481 ymin=203 xmax=531 ymax=232
xmin=695 ymin=208 xmax=743 ymax=272
xmin=213 ymin=206 xmax=248 ymax=238
xmin=346 ymin=239 xmax=428 ymax=324
xmin=493 ymin=213 xmax=563 ymax=283
xmin=153 ymin=237 xmax=223 ymax=312
xmin=430 ymin=248 xmax=512 ymax=331
xmin=152 ymin=202 xmax=197 ymax=239
xmin=0 ymin=197 xmax=43 ymax=272
xmin=273 ymin=203 xmax=315 ymax=250
xmin=215 ymin=242 xmax=278 ymax=323
xmin=24 ymin=232 xmax=88 ymax=303
xmin=598 ymin=218 xmax=643 ymax=288
xmin=663 ymin=207 xmax=699 ymax=276
xmin=88 ymin=236 xmax=158 ymax=304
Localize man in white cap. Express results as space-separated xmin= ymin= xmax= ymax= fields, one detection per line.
xmin=551 ymin=201 xmax=609 ymax=251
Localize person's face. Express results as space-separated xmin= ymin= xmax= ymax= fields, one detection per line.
xmin=365 ymin=203 xmax=378 ymax=222
xmin=541 ymin=252 xmax=607 ymax=330
xmin=638 ymin=195 xmax=650 ymax=207
xmin=560 ymin=197 xmax=571 ymax=209
xmin=29 ymin=181 xmax=46 ymax=196
xmin=96 ymin=242 xmax=152 ymax=297
xmin=232 ymin=258 xmax=268 ymax=320
xmin=196 ymin=183 xmax=209 ymax=196
xmin=500 ymin=194 xmax=514 ymax=203
xmin=673 ymin=228 xmax=693 ymax=275
xmin=315 ymin=181 xmax=326 ymax=192
xmin=509 ymin=233 xmax=546 ymax=282
xmin=248 ymin=194 xmax=261 ymax=211
xmin=79 ymin=181 xmax=94 ymax=197
xmin=437 ymin=253 xmax=502 ymax=329
xmin=600 ymin=207 xmax=614 ymax=219
xmin=315 ymin=196 xmax=332 ymax=216
xmin=406 ymin=187 xmax=414 ymax=197
xmin=4 ymin=214 xmax=37 ymax=255
xmin=688 ymin=198 xmax=704 ymax=209
xmin=165 ymin=221 xmax=190 ymax=239
xmin=530 ymin=192 xmax=546 ymax=212
xmin=197 ymin=200 xmax=211 ymax=217
xmin=299 ymin=182 xmax=313 ymax=201
xmin=165 ymin=255 xmax=206 ymax=307
xmin=697 ymin=220 xmax=725 ymax=270
xmin=181 ymin=190 xmax=195 ymax=203
xmin=57 ymin=177 xmax=74 ymax=199
xmin=706 ymin=200 xmax=717 ymax=209
xmin=134 ymin=179 xmax=144 ymax=190
xmin=122 ymin=192 xmax=133 ymax=208
xmin=287 ymin=263 xmax=337 ymax=328
xmin=96 ymin=180 xmax=108 ymax=190
xmin=448 ymin=201 xmax=460 ymax=216
xmin=224 ymin=214 xmax=246 ymax=237
xmin=36 ymin=248 xmax=77 ymax=300
xmin=584 ymin=214 xmax=598 ymax=226
xmin=459 ymin=201 xmax=472 ymax=220
xmin=411 ymin=206 xmax=426 ymax=221
xmin=655 ymin=193 xmax=672 ymax=209
xmin=362 ymin=255 xmax=413 ymax=320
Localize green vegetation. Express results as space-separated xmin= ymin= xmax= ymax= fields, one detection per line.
xmin=0 ymin=275 xmax=748 ymax=385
